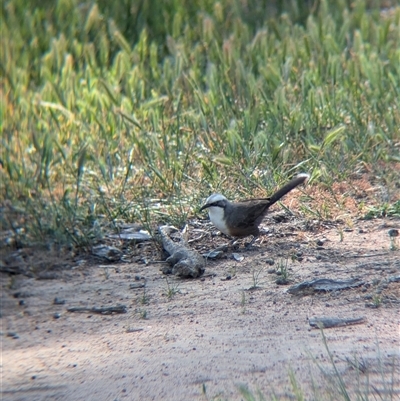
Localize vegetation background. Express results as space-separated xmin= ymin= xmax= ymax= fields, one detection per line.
xmin=1 ymin=0 xmax=399 ymax=250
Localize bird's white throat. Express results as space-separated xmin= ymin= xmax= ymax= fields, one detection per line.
xmin=207 ymin=206 xmax=230 ymax=236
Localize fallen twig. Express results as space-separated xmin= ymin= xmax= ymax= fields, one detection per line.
xmin=67 ymin=305 xmax=127 ymax=314
xmin=309 ymin=316 xmax=366 ymax=328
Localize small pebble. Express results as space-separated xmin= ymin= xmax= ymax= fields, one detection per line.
xmin=53 ymin=298 xmax=66 ymax=305
xmin=265 ymin=259 xmax=275 ymax=266
xmin=129 ymin=283 xmax=145 ymax=289
xmin=388 ymin=229 xmax=399 ymax=237
xmin=365 ymin=303 xmax=380 ymax=309
xmin=53 ymin=313 xmax=61 ymax=319
xmin=276 ymin=278 xmax=289 ymax=285
xmin=19 ymin=300 xmax=25 ymax=306
xmin=316 ymin=239 xmax=324 ymax=246
xmin=232 ymin=253 xmax=244 ymax=262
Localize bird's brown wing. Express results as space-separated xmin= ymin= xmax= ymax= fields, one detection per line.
xmin=240 ymin=197 xmax=271 ymax=203
xmin=225 ymin=200 xmax=272 ymax=230
xmin=232 ymin=174 xmax=309 ymax=225
xmin=222 ymin=175 xmax=308 ymax=238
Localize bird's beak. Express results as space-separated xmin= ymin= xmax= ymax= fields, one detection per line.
xmin=199 ymin=203 xmax=210 ymax=212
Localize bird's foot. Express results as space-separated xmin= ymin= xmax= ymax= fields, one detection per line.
xmin=243 ymin=236 xmax=259 ymax=251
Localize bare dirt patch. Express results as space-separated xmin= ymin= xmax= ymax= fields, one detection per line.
xmin=1 ymin=216 xmax=399 ymax=401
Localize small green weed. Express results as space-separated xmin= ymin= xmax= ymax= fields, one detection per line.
xmin=240 ymin=291 xmax=247 ymax=314
xmin=372 ymin=294 xmax=383 ymax=308
xmin=364 ymin=201 xmax=400 ymax=220
xmin=276 ymin=258 xmax=290 ymax=284
xmin=249 ymin=267 xmax=264 ymax=289
xmin=164 ymin=277 xmax=180 ymax=300
xmin=140 ymin=287 xmax=150 ymax=305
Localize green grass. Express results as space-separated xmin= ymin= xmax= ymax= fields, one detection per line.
xmin=164 ymin=276 xmax=181 ymax=299
xmin=250 ymin=266 xmax=265 ymax=289
xmin=364 ymin=200 xmax=400 ymax=219
xmin=276 ymin=258 xmax=290 ymax=284
xmin=1 ymin=0 xmax=399 ymax=248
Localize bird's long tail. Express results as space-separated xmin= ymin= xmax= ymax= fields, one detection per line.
xmin=267 ymin=173 xmax=310 ymax=206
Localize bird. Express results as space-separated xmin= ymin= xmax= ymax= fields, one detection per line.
xmin=199 ymin=173 xmax=310 ymax=244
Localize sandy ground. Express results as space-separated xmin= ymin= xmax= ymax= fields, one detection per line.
xmin=1 ymin=217 xmax=399 ymax=401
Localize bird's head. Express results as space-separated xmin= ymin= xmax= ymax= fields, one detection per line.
xmin=199 ymin=193 xmax=229 ymax=212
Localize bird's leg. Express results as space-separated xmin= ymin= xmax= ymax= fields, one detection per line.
xmin=244 ymin=235 xmax=259 ymax=250
xmin=228 ymin=237 xmax=238 ymax=246
xmin=222 ymin=236 xmax=239 ymax=250
xmin=212 ymin=234 xmax=236 ymax=252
